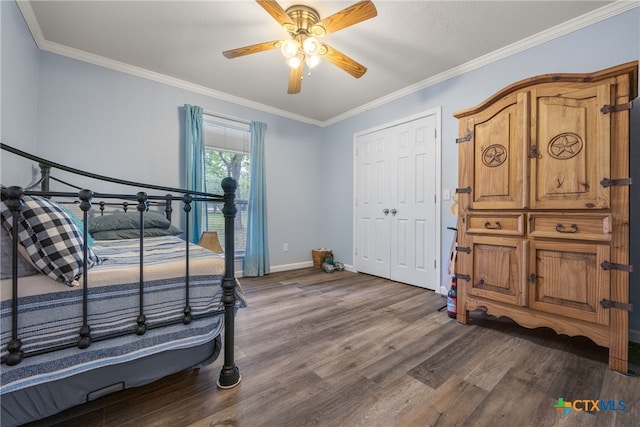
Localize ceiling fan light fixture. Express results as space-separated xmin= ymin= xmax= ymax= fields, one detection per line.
xmin=223 ymin=0 xmax=378 ymax=94
xmin=306 ymin=54 xmax=321 ymax=69
xmin=286 ymin=52 xmax=304 ymax=69
xmin=302 ymin=37 xmax=321 ymax=56
xmin=280 ymin=38 xmax=300 ymax=58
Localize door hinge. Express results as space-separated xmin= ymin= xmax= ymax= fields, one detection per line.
xmin=457 ymin=246 xmax=471 ymax=254
xmin=601 ymin=261 xmax=634 ymax=272
xmin=600 ymin=299 xmax=634 ymax=312
xmin=456 ymin=187 xmax=472 ymax=194
xmin=600 ymin=102 xmax=633 ymax=114
xmin=600 ymin=178 xmax=632 ymax=188
xmin=457 ymin=274 xmax=471 ymax=282
xmin=456 ymin=132 xmax=473 ymax=143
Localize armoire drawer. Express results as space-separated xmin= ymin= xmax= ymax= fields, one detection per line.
xmin=528 ymin=213 xmax=611 ymax=241
xmin=466 ymin=213 xmax=525 ymax=236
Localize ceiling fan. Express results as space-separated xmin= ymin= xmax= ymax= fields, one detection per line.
xmin=222 ymin=0 xmax=377 ymax=94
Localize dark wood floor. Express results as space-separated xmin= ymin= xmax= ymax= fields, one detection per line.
xmin=27 ymin=268 xmax=639 ymax=427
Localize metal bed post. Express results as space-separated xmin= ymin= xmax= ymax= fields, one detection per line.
xmin=135 ymin=192 xmax=148 ymax=335
xmin=4 ymin=186 xmax=24 ymax=366
xmin=182 ymin=194 xmax=193 ymax=324
xmin=217 ymin=177 xmax=240 ymax=388
xmin=77 ymin=189 xmax=94 ymax=349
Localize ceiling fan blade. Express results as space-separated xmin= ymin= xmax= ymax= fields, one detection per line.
xmin=312 ymin=0 xmax=377 ymax=36
xmin=223 ymin=40 xmax=280 ymax=59
xmin=256 ymin=0 xmax=297 ymax=32
xmin=321 ymin=44 xmax=367 ymax=78
xmin=288 ymin=65 xmax=303 ymax=94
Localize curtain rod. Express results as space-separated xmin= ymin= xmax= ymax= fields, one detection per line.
xmin=203 ymin=110 xmax=251 ymax=126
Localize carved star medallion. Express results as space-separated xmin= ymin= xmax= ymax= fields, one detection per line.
xmin=548 ymin=133 xmax=583 ymax=160
xmin=482 ymin=144 xmax=507 ymax=167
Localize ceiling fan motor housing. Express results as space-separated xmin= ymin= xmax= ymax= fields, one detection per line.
xmin=285 ymin=5 xmax=325 ymax=37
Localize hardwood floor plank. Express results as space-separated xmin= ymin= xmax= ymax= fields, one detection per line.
xmin=396 ymin=374 xmax=488 ymax=427
xmin=26 ymin=268 xmax=639 ymax=427
xmin=328 ymin=375 xmax=434 ymax=427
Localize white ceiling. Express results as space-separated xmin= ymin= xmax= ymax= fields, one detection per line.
xmin=18 ymin=0 xmax=630 ymax=126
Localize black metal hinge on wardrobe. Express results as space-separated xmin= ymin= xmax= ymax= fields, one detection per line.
xmin=456 ymin=274 xmax=471 ymax=282
xmin=600 ymin=102 xmax=633 ymax=114
xmin=456 ymin=132 xmax=473 ymax=143
xmin=600 ymin=178 xmax=632 ymax=188
xmin=600 ymin=300 xmax=634 ymax=312
xmin=457 ymin=246 xmax=471 ymax=254
xmin=601 ymin=261 xmax=634 ymax=272
xmin=456 ymin=187 xmax=472 ymax=194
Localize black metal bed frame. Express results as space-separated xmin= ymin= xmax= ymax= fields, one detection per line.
xmin=0 ymin=143 xmax=241 ymax=388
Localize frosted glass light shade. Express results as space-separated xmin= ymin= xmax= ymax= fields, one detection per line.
xmin=287 ymin=53 xmax=304 ymax=69
xmin=302 ymin=37 xmax=321 ymax=56
xmin=306 ymin=55 xmax=320 ymax=69
xmin=280 ymin=39 xmax=300 ymax=58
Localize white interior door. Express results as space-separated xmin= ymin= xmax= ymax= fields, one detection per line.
xmin=354 ymin=111 xmax=440 ymax=290
xmin=390 ymin=115 xmax=438 ymax=287
xmin=355 ymin=130 xmax=392 ymax=278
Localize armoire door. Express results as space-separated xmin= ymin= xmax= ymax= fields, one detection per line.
xmin=458 ymin=92 xmax=528 ymax=211
xmin=355 ymin=112 xmax=440 ymax=290
xmin=530 ymin=83 xmax=612 ymax=209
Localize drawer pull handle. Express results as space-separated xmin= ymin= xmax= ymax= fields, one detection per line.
xmin=555 ymin=223 xmax=578 ymax=233
xmin=484 ymin=221 xmax=502 ymax=230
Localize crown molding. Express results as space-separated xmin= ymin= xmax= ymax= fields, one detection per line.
xmin=17 ymin=0 xmax=637 ymax=128
xmin=15 ymin=1 xmax=323 ymax=127
xmin=324 ymin=1 xmax=639 ymax=126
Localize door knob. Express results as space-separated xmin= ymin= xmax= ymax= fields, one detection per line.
xmin=383 ymin=208 xmax=389 ymax=215
xmin=390 ymin=209 xmax=397 ymax=215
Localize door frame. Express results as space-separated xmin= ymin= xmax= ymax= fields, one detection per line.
xmin=352 ymin=107 xmax=442 ymax=291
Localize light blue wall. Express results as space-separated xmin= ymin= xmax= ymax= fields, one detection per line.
xmin=1 ymin=1 xmax=324 ymax=272
xmin=0 ymin=0 xmax=40 ymax=185
xmin=34 ymin=52 xmax=325 ymax=270
xmin=2 ymin=1 xmax=639 ymax=335
xmin=323 ymin=8 xmax=640 ymax=334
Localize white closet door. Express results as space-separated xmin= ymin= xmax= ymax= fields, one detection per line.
xmin=354 ymin=112 xmax=439 ymax=290
xmin=355 ymin=130 xmax=392 ymax=278
xmin=389 ymin=115 xmax=437 ymax=288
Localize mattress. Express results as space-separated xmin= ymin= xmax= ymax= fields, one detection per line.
xmin=0 ymin=236 xmax=231 ymax=395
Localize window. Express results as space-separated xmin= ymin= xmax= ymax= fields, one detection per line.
xmin=203 ymin=114 xmax=251 ymax=255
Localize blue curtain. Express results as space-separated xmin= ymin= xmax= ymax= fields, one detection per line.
xmin=243 ymin=121 xmax=270 ymax=276
xmin=184 ymin=104 xmax=205 ymax=244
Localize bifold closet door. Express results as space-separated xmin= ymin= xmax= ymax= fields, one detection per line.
xmin=355 ymin=114 xmax=438 ymax=289
xmin=355 ymin=128 xmax=393 ymax=279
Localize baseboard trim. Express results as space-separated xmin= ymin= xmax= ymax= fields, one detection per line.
xmin=269 ymin=261 xmax=314 ymax=273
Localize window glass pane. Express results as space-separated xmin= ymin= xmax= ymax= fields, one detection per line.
xmin=202 ymin=115 xmax=250 ymax=255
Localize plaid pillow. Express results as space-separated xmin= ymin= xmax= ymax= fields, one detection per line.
xmin=0 ymin=195 xmax=103 ymax=286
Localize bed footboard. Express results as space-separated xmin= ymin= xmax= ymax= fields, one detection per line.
xmin=0 ymin=143 xmax=242 ymax=397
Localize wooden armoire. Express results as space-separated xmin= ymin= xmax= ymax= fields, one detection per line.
xmin=453 ymin=61 xmax=638 ymax=373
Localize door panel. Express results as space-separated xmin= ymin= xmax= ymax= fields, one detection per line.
xmin=466 ymin=92 xmax=528 ymax=210
xmin=530 ymin=84 xmax=611 ymax=209
xmin=468 ymin=235 xmax=527 ymax=306
xmin=390 ymin=116 xmax=438 ymax=288
xmin=529 ymin=240 xmax=610 ymax=325
xmin=355 ymin=113 xmax=439 ymax=290
xmin=355 ymin=133 xmax=391 ymax=278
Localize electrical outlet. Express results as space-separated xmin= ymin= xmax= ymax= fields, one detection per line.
xmin=283 ymin=243 xmax=288 ymax=252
